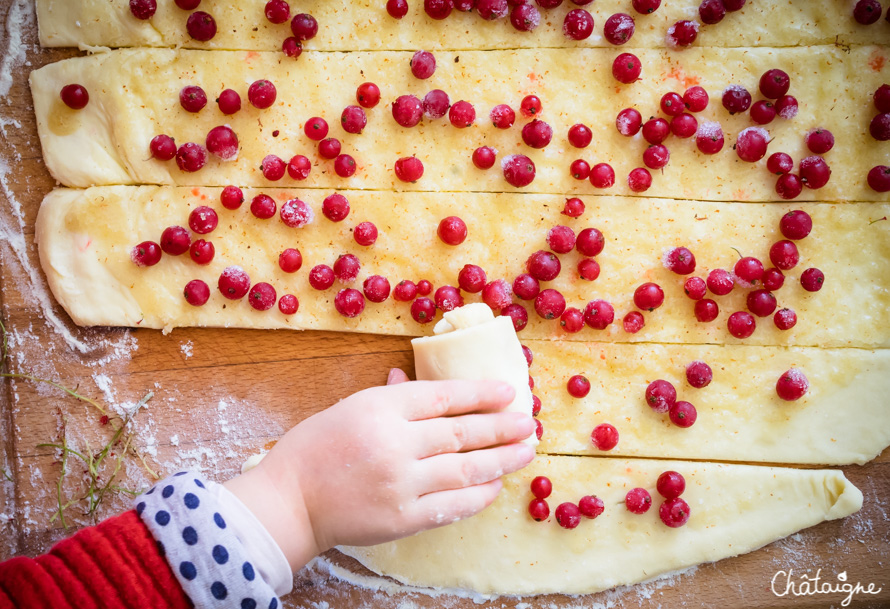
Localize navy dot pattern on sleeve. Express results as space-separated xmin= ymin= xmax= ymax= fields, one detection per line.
xmin=135 ymin=472 xmax=280 ymax=609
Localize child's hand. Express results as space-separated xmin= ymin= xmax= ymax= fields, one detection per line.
xmin=225 ymin=369 xmax=536 ymax=570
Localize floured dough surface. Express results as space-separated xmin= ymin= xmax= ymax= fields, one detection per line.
xmin=529 ymin=340 xmax=890 ymax=465
xmin=339 ymin=455 xmax=862 ymax=596
xmin=36 ymin=0 xmax=890 ymax=51
xmin=413 ymin=304 xmax=536 ymax=445
xmin=30 ymin=46 xmax=890 ymax=201
xmin=36 ymin=186 xmax=890 ymax=347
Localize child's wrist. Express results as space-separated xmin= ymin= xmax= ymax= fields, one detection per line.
xmin=224 ymin=463 xmax=321 ymax=572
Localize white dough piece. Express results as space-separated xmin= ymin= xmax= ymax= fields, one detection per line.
xmin=529 ymin=341 xmax=890 ymax=465
xmin=36 ymin=0 xmax=890 ymax=51
xmin=412 ymin=304 xmax=536 ymax=445
xmin=35 ymin=186 xmax=890 ymax=348
xmin=339 ymin=456 xmax=862 ymax=596
xmin=29 ymin=46 xmax=890 ymax=201
xmin=240 ymin=453 xmax=266 ymax=475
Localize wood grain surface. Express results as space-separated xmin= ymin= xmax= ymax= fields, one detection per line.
xmin=0 ymin=2 xmax=887 ymax=607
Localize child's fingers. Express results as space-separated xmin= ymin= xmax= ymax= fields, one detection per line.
xmin=386 ymin=368 xmax=411 ymax=385
xmin=410 ymin=479 xmax=504 ymax=530
xmin=392 ymin=380 xmax=516 ymax=421
xmin=414 ymin=443 xmax=535 ymax=496
xmin=411 ymin=412 xmax=535 ymax=458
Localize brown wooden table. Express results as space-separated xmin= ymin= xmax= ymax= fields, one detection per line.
xmin=0 ymin=2 xmax=887 ymax=607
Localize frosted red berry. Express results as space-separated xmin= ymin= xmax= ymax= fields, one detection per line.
xmin=410 ymin=50 xmax=436 ymax=79
xmin=387 ymin=0 xmax=409 ymax=18
xmin=449 ymin=101 xmax=476 ymax=128
xmin=603 ymin=12 xmax=635 ymax=45
xmin=874 ymin=85 xmax=890 ymax=113
xmin=632 ymin=0 xmax=661 ymax=13
xmin=309 ymin=265 xmax=335 ymax=290
xmin=568 ymin=124 xmax=593 ymax=148
xmin=490 ymin=104 xmax=516 ymax=129
xmin=334 ymin=154 xmax=357 ymax=178
xmin=530 ymin=476 xmax=552 ymax=499
xmin=590 ymin=163 xmax=615 ymax=189
xmin=656 ymin=471 xmax=686 ymax=499
xmin=482 ymin=279 xmax=513 ymax=310
xmin=684 ymin=276 xmax=707 ymax=300
xmin=774 ymin=308 xmax=797 ymax=330
xmin=341 ymin=106 xmax=367 ymax=134
xmin=278 ymin=294 xmax=299 ymax=315
xmin=433 ymin=285 xmax=464 ymax=313
xmin=416 ymin=280 xmax=433 ymax=296
xmin=643 ymin=145 xmax=670 ymax=170
xmin=131 ymin=241 xmax=161 ymax=267
xmin=150 ymin=135 xmax=176 ymax=161
xmin=282 ymin=37 xmax=302 ymax=58
xmin=570 ymin=159 xmax=590 ymax=180
xmin=363 ymin=275 xmax=391 ymax=303
xmin=176 ymin=143 xmax=207 ymax=172
xmin=645 ymin=379 xmax=676 ymax=413
xmin=735 ymin=127 xmax=769 ymax=162
xmin=248 ymin=80 xmax=277 ymax=109
xmin=247 ymin=283 xmax=277 ymax=311
xmin=767 ymin=152 xmax=794 ymax=175
xmin=522 ymin=119 xmax=553 ymax=149
xmin=759 ymin=68 xmax=791 ymax=100
xmin=334 ymin=289 xmax=366 ymax=318
xmin=249 ymin=194 xmax=276 ymax=220
xmin=747 ymin=289 xmax=778 ymax=318
xmin=695 ymin=121 xmax=725 ymax=154
xmin=304 ymin=117 xmax=329 ymax=141
xmin=503 ymin=155 xmax=536 ymax=187
xmin=776 ymin=368 xmax=808 ymax=401
xmin=421 ymin=90 xmax=451 ymax=120
xmin=665 ymin=20 xmax=699 ymax=49
xmin=188 ymin=206 xmax=217 ymax=235
xmin=612 ymin=53 xmax=642 ymax=84
xmin=769 ymin=240 xmax=799 ymax=271
xmin=560 ymin=307 xmax=585 ymax=333
xmin=762 ymin=267 xmax=785 ymax=291
xmin=683 ymin=86 xmax=709 ymax=112
xmin=279 ymin=248 xmax=303 ymax=273
xmin=219 ymin=185 xmax=243 ymax=210
xmin=749 ymin=100 xmax=776 ymax=125
xmin=722 ymin=85 xmax=752 ymax=114
xmin=695 ymin=298 xmax=719 ymax=322
xmin=853 ymin=0 xmax=883 ymax=24
xmin=458 ymin=264 xmax=487 ymax=293
xmin=562 ymin=197 xmax=585 ymax=218
xmin=161 ymin=226 xmax=191 ymax=256
xmin=578 ymin=495 xmax=604 ymax=519
xmin=320 ymin=193 xmax=349 ymax=223
xmin=60 ymin=84 xmax=89 ymax=109
xmin=800 ymin=268 xmax=825 ymax=292
xmin=129 ymin=0 xmax=157 ymax=20
xmin=286 ymin=155 xmax=311 ymax=181
xmin=218 ymin=266 xmax=251 ymax=299
xmin=392 ymin=95 xmax=423 ymax=128
xmin=437 ymin=216 xmax=467 ymax=245
xmin=623 ymin=311 xmax=645 ymax=334
xmin=584 ymin=300 xmax=614 ymax=330
xmin=660 ymin=497 xmax=691 ymax=527
xmin=261 ymin=155 xmax=286 ymax=181
xmin=547 ymin=226 xmax=576 ymax=254
xmin=502 ymin=304 xmax=528 ymax=332
xmin=776 ymin=173 xmax=803 ymax=200
xmin=634 ymin=282 xmax=665 ymax=311
xmin=528 ymin=499 xmax=549 ymax=522
xmin=780 ymin=210 xmax=813 ymax=240
xmin=187 ymin=11 xmax=217 ymax=41
xmin=333 ymin=254 xmax=361 ymax=283
xmin=686 ymin=361 xmax=712 ymax=389
xmin=393 ymin=280 xmax=417 ymax=302
xmin=869 ymin=113 xmax=890 ymax=141
xmin=625 ymin=488 xmax=652 ymax=514
xmin=665 ymin=247 xmax=696 ymax=275
xmin=642 ymin=118 xmax=670 ymax=145
xmin=523 ymin=345 xmax=534 ymax=368
xmin=868 ymin=165 xmax=890 ymax=192
xmin=775 ymin=95 xmax=799 ymax=119
xmin=806 ymin=128 xmax=834 ymax=154
xmin=616 ymin=107 xmax=643 ymax=136
xmin=318 ymin=138 xmax=341 ymax=160
xmin=280 ymin=198 xmax=313 ymax=228
xmin=671 ymin=113 xmax=698 ymax=138
xmin=628 ymin=168 xmax=652 ymax=193
xmin=205 ymin=126 xmax=239 ymax=160
xmin=290 ymin=13 xmax=318 ymax=40
xmin=734 ymin=256 xmax=764 ymax=285
xmin=520 ymin=95 xmax=542 ymax=118
xmin=555 ymin=502 xmax=581 ymax=529
xmin=411 ymin=297 xmax=437 ymax=324
xmin=576 ymin=228 xmax=605 ymax=257
xmin=472 ymin=146 xmax=497 ymax=170
xmin=564 ymin=9 xmax=594 ymax=40
xmin=707 ymin=269 xmax=734 ymax=296
xmin=265 ymin=0 xmax=290 ymax=23
xmin=526 ymin=250 xmax=561 ymax=282
xmin=513 ymin=274 xmax=540 ymax=301
xmin=591 ymin=423 xmax=619 ymax=451
xmin=699 ymin=0 xmax=726 ymax=24
xmin=727 ymin=311 xmax=756 ymax=338
xmin=356 ymin=82 xmax=381 ymax=109
xmin=660 ymin=92 xmax=684 ymax=117
xmin=393 ymin=156 xmax=423 ymax=182
xmin=183 ymin=279 xmax=210 ymax=306
xmin=669 ymin=401 xmax=697 ymax=428
xmin=510 ymin=4 xmax=541 ymax=31
xmin=535 ymin=289 xmax=566 ymax=320
xmin=353 ymin=221 xmax=378 ymax=246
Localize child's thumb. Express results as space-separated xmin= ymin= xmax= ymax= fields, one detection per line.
xmin=386 ymin=368 xmax=410 ymax=385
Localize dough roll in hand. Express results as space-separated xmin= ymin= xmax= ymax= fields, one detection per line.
xmin=412 ymin=304 xmax=536 ymax=445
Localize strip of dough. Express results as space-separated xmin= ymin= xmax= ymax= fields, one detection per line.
xmin=35 ymin=186 xmax=890 ymax=348
xmin=531 ymin=341 xmax=890 ymax=465
xmin=36 ymin=0 xmax=890 ymax=51
xmin=412 ymin=304 xmax=536 ymax=445
xmin=339 ymin=456 xmax=862 ymax=596
xmin=29 ymin=46 xmax=890 ymax=201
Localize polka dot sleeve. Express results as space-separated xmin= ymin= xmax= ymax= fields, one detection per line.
xmin=135 ymin=472 xmax=281 ymax=609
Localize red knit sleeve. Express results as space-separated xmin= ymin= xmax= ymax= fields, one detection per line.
xmin=0 ymin=511 xmax=191 ymax=609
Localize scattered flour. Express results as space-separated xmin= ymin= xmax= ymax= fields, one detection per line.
xmin=180 ymin=340 xmax=193 ymax=359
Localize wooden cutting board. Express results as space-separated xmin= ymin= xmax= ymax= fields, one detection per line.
xmin=0 ymin=3 xmax=887 ymax=607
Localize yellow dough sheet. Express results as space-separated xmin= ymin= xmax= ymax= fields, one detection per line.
xmin=30 ymin=46 xmax=890 ymax=201
xmin=340 ymin=456 xmax=862 ymax=596
xmin=36 ymin=186 xmax=890 ymax=348
xmin=36 ymin=0 xmax=890 ymax=51
xmin=528 ymin=340 xmax=890 ymax=465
